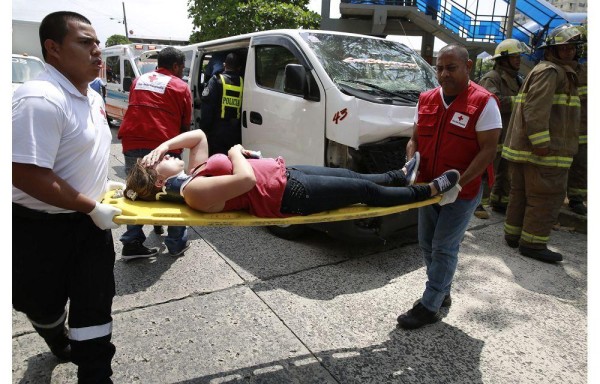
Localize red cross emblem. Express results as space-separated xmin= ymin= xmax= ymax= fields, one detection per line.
xmin=148 ymin=74 xmax=158 ymax=81
xmin=458 ymin=115 xmax=463 ymax=121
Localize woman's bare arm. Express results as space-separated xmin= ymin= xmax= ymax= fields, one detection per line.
xmin=143 ymin=130 xmax=209 ymax=170
xmin=184 ymin=145 xmax=257 ymax=212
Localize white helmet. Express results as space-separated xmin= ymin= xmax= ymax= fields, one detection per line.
xmin=492 ymin=39 xmax=529 ymax=59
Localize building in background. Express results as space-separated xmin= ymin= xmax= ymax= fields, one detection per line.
xmin=547 ymin=0 xmax=587 ymax=13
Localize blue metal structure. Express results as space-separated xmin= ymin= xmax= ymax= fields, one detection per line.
xmin=340 ymin=0 xmax=586 ymax=48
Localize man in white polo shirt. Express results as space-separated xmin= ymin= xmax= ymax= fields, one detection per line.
xmin=12 ymin=11 xmax=122 ymax=383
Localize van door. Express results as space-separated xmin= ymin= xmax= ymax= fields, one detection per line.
xmin=104 ymin=52 xmax=137 ymax=121
xmin=242 ymin=35 xmax=325 ymax=166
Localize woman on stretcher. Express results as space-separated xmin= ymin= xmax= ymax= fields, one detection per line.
xmin=123 ymin=130 xmax=460 ymax=217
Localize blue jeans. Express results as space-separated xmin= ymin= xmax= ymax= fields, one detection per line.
xmin=279 ymin=166 xmax=431 ymax=215
xmin=417 ymin=186 xmax=482 ymax=312
xmin=120 ymin=149 xmax=188 ymax=253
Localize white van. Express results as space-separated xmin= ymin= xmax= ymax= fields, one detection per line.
xmin=100 ymin=43 xmax=171 ymax=122
xmin=184 ymin=30 xmax=438 ymax=241
xmin=12 ymin=54 xmax=45 ymax=94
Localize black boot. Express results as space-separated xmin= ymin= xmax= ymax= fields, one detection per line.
xmin=568 ymin=201 xmax=587 ymax=216
xmin=32 ymin=319 xmax=71 ymax=361
xmin=397 ymin=302 xmax=441 ymax=329
xmin=519 ymin=245 xmax=563 ymax=262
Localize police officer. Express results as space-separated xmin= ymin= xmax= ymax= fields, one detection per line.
xmin=475 ymin=39 xmax=528 ymax=219
xmin=199 ymin=52 xmax=244 ymax=155
xmin=502 ymin=24 xmax=585 ymax=262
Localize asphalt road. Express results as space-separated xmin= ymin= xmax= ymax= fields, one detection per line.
xmin=12 ymin=127 xmax=588 ymax=383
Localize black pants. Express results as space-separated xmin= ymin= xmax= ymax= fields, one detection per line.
xmin=205 ymin=119 xmax=242 ymax=156
xmin=280 ymin=166 xmax=431 ymax=215
xmin=13 ymin=203 xmax=116 ymax=383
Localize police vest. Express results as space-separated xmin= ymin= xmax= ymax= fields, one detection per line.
xmin=416 ymin=82 xmax=497 ymax=200
xmin=219 ymin=74 xmax=243 ymax=119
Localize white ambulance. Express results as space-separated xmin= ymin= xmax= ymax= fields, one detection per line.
xmin=183 ymin=29 xmax=438 ymax=241
xmin=100 ymin=43 xmax=171 ymax=122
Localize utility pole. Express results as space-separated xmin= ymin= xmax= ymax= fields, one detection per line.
xmin=505 ymin=0 xmax=517 ymax=38
xmin=122 ymin=1 xmax=129 ymax=39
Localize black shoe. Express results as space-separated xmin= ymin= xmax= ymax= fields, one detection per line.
xmin=403 ymin=152 xmax=420 ymax=186
xmin=432 ymin=169 xmax=460 ymax=195
xmin=122 ymin=240 xmax=159 ymax=260
xmin=491 ymin=205 xmax=507 ymax=214
xmin=519 ymin=245 xmax=563 ymax=262
xmin=153 ymin=225 xmax=164 ymax=235
xmin=413 ymin=294 xmax=452 ymax=308
xmin=505 ymin=238 xmax=519 ymax=248
xmin=33 ymin=323 xmax=71 ymax=361
xmin=397 ymin=302 xmax=441 ymax=329
xmin=569 ymin=201 xmax=587 ymax=216
xmin=50 ymin=344 xmax=72 ymax=361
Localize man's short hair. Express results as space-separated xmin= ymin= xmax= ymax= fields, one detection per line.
xmin=157 ymin=47 xmax=186 ymax=70
xmin=225 ymin=52 xmax=242 ymax=69
xmin=438 ymin=44 xmax=469 ymax=62
xmin=39 ymin=11 xmax=91 ymax=60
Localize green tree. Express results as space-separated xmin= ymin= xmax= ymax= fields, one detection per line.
xmin=187 ymin=0 xmax=320 ymax=43
xmin=105 ymin=34 xmax=131 ymax=47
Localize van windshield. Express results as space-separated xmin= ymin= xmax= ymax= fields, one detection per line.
xmin=138 ymin=61 xmax=157 ymax=74
xmin=12 ymin=56 xmax=45 ymax=84
xmin=300 ymin=32 xmax=437 ymax=103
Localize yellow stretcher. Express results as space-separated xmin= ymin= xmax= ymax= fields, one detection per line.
xmin=103 ymin=190 xmax=441 ymax=227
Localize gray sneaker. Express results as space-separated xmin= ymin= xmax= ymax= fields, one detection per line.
xmin=403 ymin=152 xmax=420 ymax=186
xmin=432 ymin=169 xmax=460 ymax=195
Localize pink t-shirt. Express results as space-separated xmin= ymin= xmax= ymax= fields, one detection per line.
xmin=197 ymin=154 xmax=289 ymax=218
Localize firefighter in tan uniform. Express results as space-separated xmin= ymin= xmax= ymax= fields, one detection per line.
xmin=476 ymin=39 xmax=527 ymax=219
xmin=501 ymin=24 xmax=585 ymax=262
xmin=567 ymin=59 xmax=587 ymax=215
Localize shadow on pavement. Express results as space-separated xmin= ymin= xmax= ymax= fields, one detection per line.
xmin=170 ymin=323 xmax=484 ymax=384
xmin=17 ymin=352 xmax=64 ymax=384
xmin=114 ymin=230 xmax=203 ymax=296
xmin=198 ymin=225 xmax=424 ymax=300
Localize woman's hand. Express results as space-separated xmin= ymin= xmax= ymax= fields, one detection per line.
xmin=142 ymin=144 xmax=169 ymax=167
xmin=228 ymin=144 xmax=245 ymax=158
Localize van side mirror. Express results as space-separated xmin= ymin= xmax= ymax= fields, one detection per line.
xmin=284 ymin=64 xmax=305 ymax=96
xmin=123 ymin=77 xmax=132 ymax=92
xmin=284 ymin=64 xmax=320 ymax=102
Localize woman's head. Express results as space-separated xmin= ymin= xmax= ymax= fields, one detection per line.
xmin=124 ymin=155 xmax=186 ymax=201
xmin=124 ymin=159 xmax=161 ymax=201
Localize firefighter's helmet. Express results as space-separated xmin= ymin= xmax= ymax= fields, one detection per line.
xmin=492 ymin=39 xmax=529 ymax=59
xmin=539 ymin=23 xmax=586 ymax=49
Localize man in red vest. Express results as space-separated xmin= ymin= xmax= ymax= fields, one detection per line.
xmin=398 ymin=44 xmax=501 ymax=329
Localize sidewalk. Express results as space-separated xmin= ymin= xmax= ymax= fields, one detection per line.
xmin=11 ymin=132 xmax=588 ymax=383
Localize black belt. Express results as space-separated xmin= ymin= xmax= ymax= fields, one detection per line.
xmin=13 ymin=203 xmax=85 ymax=221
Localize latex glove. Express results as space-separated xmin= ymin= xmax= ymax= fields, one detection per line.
xmin=88 ymin=202 xmax=122 ymax=229
xmin=438 ymin=184 xmax=462 ymax=206
xmin=105 ymin=180 xmax=126 ymax=193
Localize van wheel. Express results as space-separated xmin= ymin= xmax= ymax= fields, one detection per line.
xmin=267 ymin=224 xmax=307 ymax=240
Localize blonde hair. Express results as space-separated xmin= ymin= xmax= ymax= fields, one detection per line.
xmin=124 ymin=159 xmax=161 ymax=201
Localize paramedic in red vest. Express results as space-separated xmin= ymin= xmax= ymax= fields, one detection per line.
xmin=117 ymin=46 xmax=192 ymax=259
xmin=397 ymin=44 xmax=501 ymax=329
xmin=199 ymin=52 xmax=244 ymax=156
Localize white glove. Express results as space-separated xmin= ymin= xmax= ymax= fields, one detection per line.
xmin=105 ymin=180 xmax=126 ymax=193
xmin=438 ymin=184 xmax=462 ymax=206
xmin=88 ymin=202 xmax=122 ymax=229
